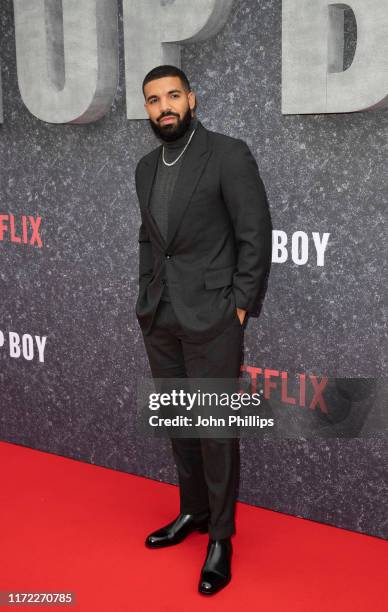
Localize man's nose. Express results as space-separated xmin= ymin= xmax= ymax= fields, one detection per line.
xmin=159 ymin=98 xmax=173 ymax=114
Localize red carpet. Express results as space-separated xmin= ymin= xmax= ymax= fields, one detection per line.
xmin=0 ymin=441 xmax=387 ymax=611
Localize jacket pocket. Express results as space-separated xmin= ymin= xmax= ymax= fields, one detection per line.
xmin=204 ymin=264 xmax=236 ymax=290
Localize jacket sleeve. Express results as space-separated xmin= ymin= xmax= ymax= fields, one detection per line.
xmin=220 ymin=139 xmax=273 ymax=313
xmin=135 ymin=162 xmax=154 ymax=285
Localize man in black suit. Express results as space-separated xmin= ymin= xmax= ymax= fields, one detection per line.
xmin=135 ymin=65 xmax=272 ymax=595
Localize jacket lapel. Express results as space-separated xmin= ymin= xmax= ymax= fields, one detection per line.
xmin=164 ymin=121 xmax=210 ymax=250
xmin=139 ymin=146 xmax=165 ymax=249
xmin=139 ymin=120 xmax=210 ymax=251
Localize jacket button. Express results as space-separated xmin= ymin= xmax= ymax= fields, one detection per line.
xmin=165 ymin=253 xmax=172 ymax=259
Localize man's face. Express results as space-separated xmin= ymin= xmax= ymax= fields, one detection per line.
xmin=143 ymin=75 xmax=196 ymax=142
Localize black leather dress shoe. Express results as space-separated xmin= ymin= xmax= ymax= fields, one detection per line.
xmin=145 ymin=513 xmax=209 ymax=548
xmin=198 ymin=537 xmax=232 ymax=595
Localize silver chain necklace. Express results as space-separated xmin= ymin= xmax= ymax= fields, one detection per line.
xmin=162 ymin=128 xmax=197 ymax=167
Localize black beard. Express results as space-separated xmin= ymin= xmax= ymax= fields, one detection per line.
xmin=149 ymin=107 xmax=193 ymax=142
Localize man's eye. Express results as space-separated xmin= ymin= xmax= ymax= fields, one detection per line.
xmin=171 ymin=93 xmax=179 ymax=98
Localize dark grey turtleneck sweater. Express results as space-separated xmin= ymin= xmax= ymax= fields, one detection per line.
xmin=149 ymin=114 xmax=198 ymax=302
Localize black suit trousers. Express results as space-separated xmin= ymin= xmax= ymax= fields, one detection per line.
xmin=141 ymin=298 xmax=245 ymax=540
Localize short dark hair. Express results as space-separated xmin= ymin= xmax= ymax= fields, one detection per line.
xmin=142 ymin=65 xmax=191 ymax=97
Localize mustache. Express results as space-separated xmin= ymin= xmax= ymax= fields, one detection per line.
xmin=158 ymin=113 xmax=179 ymax=121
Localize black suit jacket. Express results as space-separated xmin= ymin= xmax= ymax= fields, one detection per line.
xmin=134 ymin=119 xmax=272 ymax=340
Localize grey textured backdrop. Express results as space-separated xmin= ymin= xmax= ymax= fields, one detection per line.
xmin=0 ymin=1 xmax=386 ymax=538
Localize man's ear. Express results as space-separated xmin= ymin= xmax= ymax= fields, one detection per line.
xmin=188 ymin=91 xmax=197 ymax=112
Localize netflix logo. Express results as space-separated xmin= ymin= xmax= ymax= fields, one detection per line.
xmin=0 ymin=214 xmax=43 ymax=248
xmin=241 ymin=365 xmax=329 ymax=414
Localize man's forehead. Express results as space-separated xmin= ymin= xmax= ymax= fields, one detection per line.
xmin=144 ymin=76 xmax=185 ymax=96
